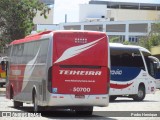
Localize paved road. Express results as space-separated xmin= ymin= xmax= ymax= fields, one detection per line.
xmin=0 ymin=88 xmax=160 ymax=120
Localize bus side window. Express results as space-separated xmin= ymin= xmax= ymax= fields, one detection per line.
xmin=133 ymin=56 xmax=145 ymax=70
xmin=149 ymin=60 xmax=155 ymax=77
xmin=22 ymin=43 xmax=28 ymax=64
xmin=110 ymin=48 xmax=145 ymax=71
xmin=11 ymin=45 xmax=18 ymax=64
xmin=38 ymin=40 xmax=49 ymax=63
xmin=145 ymin=56 xmax=156 ymax=77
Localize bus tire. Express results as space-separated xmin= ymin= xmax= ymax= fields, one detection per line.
xmin=13 ymin=101 xmax=23 ymax=108
xmin=109 ymin=96 xmax=117 ymax=101
xmin=0 ymin=84 xmax=3 ymax=87
xmin=10 ymin=86 xmax=13 ymax=99
xmin=75 ymin=106 xmax=93 ymax=116
xmin=10 ymin=86 xmax=23 ymax=108
xmin=33 ymin=92 xmax=41 ymax=113
xmin=133 ymin=84 xmax=145 ymax=101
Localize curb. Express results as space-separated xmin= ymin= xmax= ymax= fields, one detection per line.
xmin=0 ymin=91 xmax=6 ymax=94
xmin=0 ymin=88 xmax=6 ymax=94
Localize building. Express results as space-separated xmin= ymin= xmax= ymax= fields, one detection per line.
xmin=34 ymin=0 xmax=160 ymax=44
xmin=151 ymin=46 xmax=160 ymax=60
xmin=59 ymin=0 xmax=160 ymax=43
xmin=89 ymin=0 xmax=160 ymax=21
xmin=59 ymin=0 xmax=160 ymax=57
xmin=60 ymin=20 xmax=158 ymax=43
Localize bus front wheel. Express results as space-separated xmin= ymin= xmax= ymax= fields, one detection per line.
xmin=33 ymin=92 xmax=42 ymax=113
xmin=133 ymin=85 xmax=145 ymax=101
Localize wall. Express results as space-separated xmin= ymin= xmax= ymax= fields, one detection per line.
xmin=110 ymin=9 xmax=160 ymax=21
xmin=151 ymin=46 xmax=160 ymax=59
xmin=79 ymin=4 xmax=107 ymax=22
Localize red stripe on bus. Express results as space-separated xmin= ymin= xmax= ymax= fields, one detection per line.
xmin=110 ymin=82 xmax=133 ymax=89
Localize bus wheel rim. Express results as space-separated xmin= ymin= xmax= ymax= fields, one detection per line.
xmin=138 ymin=89 xmax=143 ymax=98
xmin=34 ymin=95 xmax=38 ymax=112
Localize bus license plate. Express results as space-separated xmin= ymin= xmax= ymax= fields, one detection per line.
xmin=75 ymin=95 xmax=85 ymax=99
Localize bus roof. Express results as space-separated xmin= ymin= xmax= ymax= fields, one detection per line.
xmin=10 ymin=30 xmax=106 ymax=45
xmin=10 ymin=31 xmax=53 ymax=45
xmin=109 ymin=43 xmax=150 ymax=54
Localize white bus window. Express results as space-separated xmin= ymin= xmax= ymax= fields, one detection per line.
xmin=11 ymin=45 xmax=18 ymax=64
xmin=143 ymin=52 xmax=156 ymax=77
xmin=33 ymin=41 xmax=41 ymax=57
xmin=22 ymin=43 xmax=28 ymax=64
xmin=27 ymin=42 xmax=34 ymax=63
xmin=111 ymin=48 xmax=145 ymax=70
xmin=38 ymin=40 xmax=49 ymax=63
xmin=17 ymin=44 xmax=24 ymax=64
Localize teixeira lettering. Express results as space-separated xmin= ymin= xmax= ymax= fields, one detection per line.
xmin=59 ymin=70 xmax=102 ymax=76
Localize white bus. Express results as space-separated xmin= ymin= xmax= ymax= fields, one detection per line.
xmin=6 ymin=30 xmax=110 ymax=115
xmin=109 ymin=43 xmax=160 ymax=101
xmin=155 ymin=62 xmax=160 ymax=89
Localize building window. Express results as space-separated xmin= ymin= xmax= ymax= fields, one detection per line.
xmin=64 ymin=25 xmax=81 ymax=30
xmin=129 ymin=36 xmax=139 ymax=43
xmin=106 ymin=24 xmax=126 ymax=32
xmin=129 ymin=23 xmax=148 ymax=33
xmin=84 ymin=25 xmax=103 ymax=31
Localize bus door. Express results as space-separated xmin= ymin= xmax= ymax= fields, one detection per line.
xmin=142 ymin=53 xmax=159 ymax=93
xmin=155 ymin=66 xmax=160 ymax=89
xmin=146 ymin=56 xmax=160 ymax=90
xmin=50 ymin=31 xmax=109 ymax=96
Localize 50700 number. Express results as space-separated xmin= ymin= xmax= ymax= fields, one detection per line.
xmin=73 ymin=87 xmax=90 ymax=92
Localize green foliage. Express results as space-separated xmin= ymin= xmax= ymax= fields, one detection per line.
xmin=123 ymin=41 xmax=131 ymax=45
xmin=109 ymin=36 xmax=133 ymax=45
xmin=109 ymin=36 xmax=120 ymax=43
xmin=0 ymin=0 xmax=50 ymax=49
xmin=110 ymin=22 xmax=160 ymax=51
xmin=138 ymin=22 xmax=160 ymax=50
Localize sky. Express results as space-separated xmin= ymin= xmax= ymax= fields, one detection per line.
xmin=54 ymin=0 xmax=90 ymax=24
xmin=53 ymin=0 xmax=160 ymax=24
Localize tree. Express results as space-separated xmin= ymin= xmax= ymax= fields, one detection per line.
xmin=138 ymin=22 xmax=160 ymax=50
xmin=0 ymin=0 xmax=50 ymax=49
xmin=109 ymin=36 xmax=120 ymax=43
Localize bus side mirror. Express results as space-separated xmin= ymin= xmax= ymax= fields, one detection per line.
xmin=148 ymin=56 xmax=160 ymax=69
xmin=154 ymin=62 xmax=160 ymax=69
xmin=157 ymin=62 xmax=160 ymax=69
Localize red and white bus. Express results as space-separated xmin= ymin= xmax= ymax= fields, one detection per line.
xmin=6 ymin=30 xmax=110 ymax=115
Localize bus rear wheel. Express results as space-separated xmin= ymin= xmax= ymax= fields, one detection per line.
xmin=11 ymin=87 xmax=23 ymax=108
xmin=75 ymin=106 xmax=93 ymax=115
xmin=109 ymin=96 xmax=117 ymax=101
xmin=133 ymin=85 xmax=145 ymax=101
xmin=13 ymin=101 xmax=23 ymax=108
xmin=0 ymin=84 xmax=3 ymax=87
